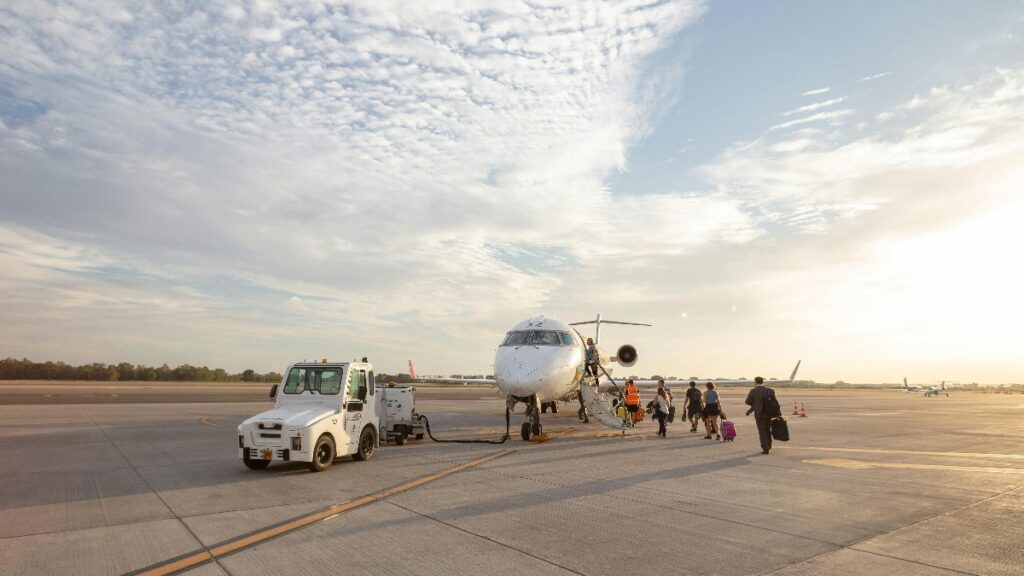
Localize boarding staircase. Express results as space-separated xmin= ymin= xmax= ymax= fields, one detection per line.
xmin=579 ymin=375 xmax=628 ymax=432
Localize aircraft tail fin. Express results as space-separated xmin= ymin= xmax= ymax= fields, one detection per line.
xmin=408 ymin=360 xmax=417 ymax=380
xmin=787 ymin=360 xmax=802 ymax=382
xmin=568 ymin=313 xmax=651 ymax=344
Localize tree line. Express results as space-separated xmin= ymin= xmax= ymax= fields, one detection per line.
xmin=0 ymin=358 xmax=281 ymax=383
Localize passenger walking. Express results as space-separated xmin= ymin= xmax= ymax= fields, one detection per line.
xmin=702 ymin=382 xmax=722 ymax=440
xmin=624 ymin=379 xmax=641 ymax=426
xmin=584 ymin=338 xmax=600 ymax=381
xmin=652 ymin=386 xmax=670 ymax=438
xmin=684 ymin=381 xmax=703 ymax=432
xmin=745 ymin=376 xmax=782 ymax=454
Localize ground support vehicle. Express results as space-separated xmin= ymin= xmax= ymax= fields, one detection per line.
xmin=378 ymin=384 xmax=425 ymax=445
xmin=238 ymin=360 xmax=397 ymax=472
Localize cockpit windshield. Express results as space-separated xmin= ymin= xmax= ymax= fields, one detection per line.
xmin=501 ymin=330 xmax=575 ymax=347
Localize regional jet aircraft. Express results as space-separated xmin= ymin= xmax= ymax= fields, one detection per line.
xmin=412 ymin=314 xmax=801 ymax=440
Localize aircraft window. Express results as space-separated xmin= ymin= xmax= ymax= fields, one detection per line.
xmin=527 ymin=331 xmax=562 ymax=346
xmin=559 ymin=332 xmax=575 ymax=346
xmin=284 ymin=368 xmax=309 ymax=394
xmin=502 ymin=331 xmax=528 ymax=346
xmin=319 ymin=369 xmax=342 ymax=395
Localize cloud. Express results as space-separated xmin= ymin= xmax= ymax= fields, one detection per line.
xmin=769 ymin=108 xmax=854 ymax=131
xmin=703 ymin=66 xmax=1024 ymax=231
xmin=0 ymin=0 xmax=710 ymax=370
xmin=801 ymin=87 xmax=831 ymax=96
xmin=858 ymin=71 xmax=891 ymax=82
xmin=782 ymin=96 xmax=848 ymax=116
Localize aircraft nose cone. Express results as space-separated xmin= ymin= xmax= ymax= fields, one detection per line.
xmin=495 ymin=354 xmax=544 ymax=397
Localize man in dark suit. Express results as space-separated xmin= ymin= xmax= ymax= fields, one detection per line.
xmin=745 ymin=376 xmax=781 ymax=454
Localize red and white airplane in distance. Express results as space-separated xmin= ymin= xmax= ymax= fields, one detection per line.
xmin=411 ymin=314 xmax=801 ymax=441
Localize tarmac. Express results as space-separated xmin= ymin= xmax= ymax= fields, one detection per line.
xmin=1 ymin=384 xmax=1022 ymax=575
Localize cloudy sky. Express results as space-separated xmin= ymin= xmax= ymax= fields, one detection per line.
xmin=2 ymin=1 xmax=1023 ymax=383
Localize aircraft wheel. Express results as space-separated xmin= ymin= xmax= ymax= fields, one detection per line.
xmin=395 ymin=433 xmax=408 ymax=446
xmin=243 ymin=451 xmax=270 ymax=470
xmin=540 ymin=403 xmax=548 ymax=414
xmin=521 ymin=422 xmax=531 ymax=441
xmin=532 ymin=421 xmax=542 ymax=436
xmin=550 ymin=403 xmax=558 ymax=414
xmin=415 ymin=433 xmax=425 ymax=440
xmin=353 ymin=426 xmax=377 ymax=461
xmin=308 ymin=435 xmax=335 ymax=472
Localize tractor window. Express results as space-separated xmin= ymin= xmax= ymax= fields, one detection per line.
xmin=284 ymin=368 xmax=309 ymax=394
xmin=348 ymin=369 xmax=365 ymax=400
xmin=368 ymin=371 xmax=375 ymax=396
xmin=501 ymin=331 xmax=527 ymax=346
xmin=319 ymin=369 xmax=343 ymax=395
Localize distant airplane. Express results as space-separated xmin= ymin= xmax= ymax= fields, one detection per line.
xmin=901 ymin=377 xmax=921 ymax=392
xmin=899 ymin=378 xmax=950 ymax=397
xmin=411 ymin=314 xmax=800 ymax=440
xmin=924 ymin=382 xmax=951 ymax=397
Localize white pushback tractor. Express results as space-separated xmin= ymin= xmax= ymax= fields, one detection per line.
xmin=238 ymin=359 xmax=423 ymax=472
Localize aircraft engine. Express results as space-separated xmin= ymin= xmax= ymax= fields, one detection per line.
xmin=612 ymin=344 xmax=638 ymax=367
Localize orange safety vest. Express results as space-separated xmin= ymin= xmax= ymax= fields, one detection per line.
xmin=624 ymin=384 xmax=640 ymax=406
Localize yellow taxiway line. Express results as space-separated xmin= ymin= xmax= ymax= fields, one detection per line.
xmin=199 ymin=416 xmax=225 ymax=428
xmin=130 ymin=448 xmax=515 ymax=576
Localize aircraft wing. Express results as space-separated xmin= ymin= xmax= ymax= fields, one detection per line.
xmin=628 ymin=361 xmax=802 ymax=388
xmin=413 ymin=376 xmax=497 ymax=385
xmin=406 ymin=360 xmax=497 ymax=386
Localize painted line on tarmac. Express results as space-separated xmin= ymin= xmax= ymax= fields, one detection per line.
xmin=198 ymin=416 xmax=225 ymax=428
xmin=782 ymin=446 xmax=1024 ymax=460
xmin=804 ymin=458 xmax=1024 ymax=474
xmin=126 ymin=448 xmax=515 ymax=576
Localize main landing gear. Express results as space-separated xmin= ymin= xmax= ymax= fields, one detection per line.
xmin=510 ymin=395 xmax=543 ymax=441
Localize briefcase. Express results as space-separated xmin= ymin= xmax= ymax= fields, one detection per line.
xmin=667 ymin=406 xmax=676 ymax=423
xmin=771 ymin=417 xmax=790 ymax=442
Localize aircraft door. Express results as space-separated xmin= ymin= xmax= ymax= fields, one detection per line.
xmin=344 ymin=368 xmax=368 ymax=448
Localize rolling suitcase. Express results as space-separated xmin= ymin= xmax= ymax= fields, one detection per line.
xmin=720 ymin=419 xmax=737 ymax=441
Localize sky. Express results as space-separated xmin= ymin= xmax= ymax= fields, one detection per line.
xmin=2 ymin=1 xmax=1023 ymax=384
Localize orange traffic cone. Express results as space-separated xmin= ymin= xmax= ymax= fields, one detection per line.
xmin=798 ymin=403 xmax=807 ymax=417
xmin=792 ymin=402 xmax=800 ymax=415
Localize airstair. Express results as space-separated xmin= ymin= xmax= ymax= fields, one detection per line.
xmin=579 ymin=377 xmax=628 ymax=432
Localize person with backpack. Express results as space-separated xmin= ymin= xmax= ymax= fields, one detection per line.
xmin=745 ymin=376 xmax=782 ymax=454
xmin=652 ymin=386 xmax=670 ymax=438
xmin=702 ymin=381 xmax=722 ymax=440
xmin=683 ymin=381 xmax=703 ymax=433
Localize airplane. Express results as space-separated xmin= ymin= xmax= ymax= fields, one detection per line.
xmin=924 ymin=382 xmax=951 ymax=397
xmin=897 ymin=378 xmax=950 ymax=397
xmin=410 ymin=314 xmax=801 ymax=441
xmin=900 ymin=378 xmax=921 ymax=392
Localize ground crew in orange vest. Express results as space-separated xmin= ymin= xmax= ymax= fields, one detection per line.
xmin=624 ymin=379 xmax=640 ymax=426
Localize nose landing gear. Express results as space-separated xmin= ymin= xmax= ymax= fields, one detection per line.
xmin=511 ymin=395 xmax=544 ymax=441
